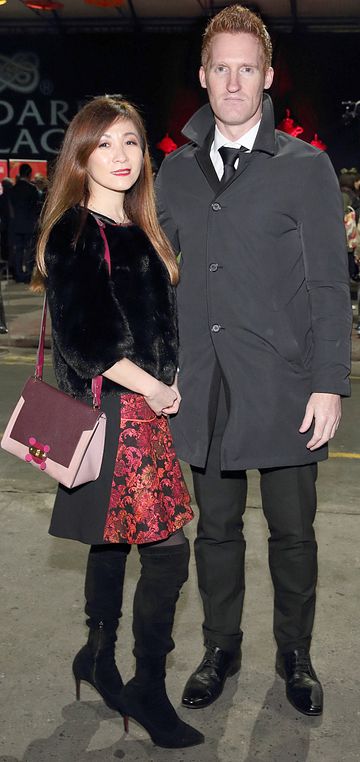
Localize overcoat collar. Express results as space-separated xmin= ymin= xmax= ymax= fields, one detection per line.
xmin=182 ymin=92 xmax=276 ymax=154
xmin=181 ymin=93 xmax=276 ymax=194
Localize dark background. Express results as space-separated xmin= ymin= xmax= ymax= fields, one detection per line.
xmin=0 ymin=27 xmax=359 ymax=171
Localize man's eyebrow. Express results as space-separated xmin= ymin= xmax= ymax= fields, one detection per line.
xmin=211 ymin=60 xmax=259 ymax=67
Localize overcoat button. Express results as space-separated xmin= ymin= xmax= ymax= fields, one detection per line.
xmin=209 ymin=263 xmax=219 ymax=272
xmin=211 ymin=202 xmax=222 ymax=211
xmin=211 ymin=324 xmax=221 ymax=333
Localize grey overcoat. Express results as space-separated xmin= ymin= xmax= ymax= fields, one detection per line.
xmin=156 ymin=95 xmax=352 ymax=470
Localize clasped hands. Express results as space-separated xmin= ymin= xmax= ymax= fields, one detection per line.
xmin=144 ymin=377 xmax=181 ymax=417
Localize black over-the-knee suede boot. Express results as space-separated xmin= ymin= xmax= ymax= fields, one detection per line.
xmin=73 ymin=544 xmax=130 ymax=713
xmin=118 ymin=540 xmax=204 ymax=748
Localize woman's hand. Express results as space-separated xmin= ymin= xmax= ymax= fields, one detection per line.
xmin=144 ymin=378 xmax=179 ymax=416
xmin=103 ymin=359 xmax=181 ymax=416
xmin=161 ymin=375 xmax=181 ymax=415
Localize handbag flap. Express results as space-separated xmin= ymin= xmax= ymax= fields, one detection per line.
xmin=9 ymin=377 xmax=104 ymax=468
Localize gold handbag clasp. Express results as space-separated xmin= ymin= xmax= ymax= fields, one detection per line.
xmin=28 ymin=444 xmax=47 ymax=460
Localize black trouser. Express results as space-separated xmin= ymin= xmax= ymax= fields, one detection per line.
xmin=192 ymin=385 xmax=318 ymax=654
xmin=12 ymin=232 xmax=33 ymax=282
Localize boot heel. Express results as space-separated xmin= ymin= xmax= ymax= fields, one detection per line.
xmin=119 ymin=679 xmax=204 ymax=748
xmin=123 ymin=715 xmax=129 ymax=733
xmin=72 ymin=637 xmax=124 ymax=713
xmin=75 ymin=677 xmax=81 ymax=701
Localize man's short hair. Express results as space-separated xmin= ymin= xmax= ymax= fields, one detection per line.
xmin=201 ymin=4 xmax=272 ymax=70
xmin=19 ymin=163 xmax=32 ymax=178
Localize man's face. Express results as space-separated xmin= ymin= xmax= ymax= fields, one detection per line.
xmin=199 ymin=32 xmax=274 ymax=137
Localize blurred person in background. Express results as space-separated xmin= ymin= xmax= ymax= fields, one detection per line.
xmin=0 ymin=178 xmax=11 ymax=332
xmin=339 ymin=170 xmax=360 ymax=282
xmin=9 ymin=163 xmax=40 ymax=283
xmin=33 ymin=173 xmax=49 ymax=206
xmin=0 ymin=177 xmax=13 ymax=272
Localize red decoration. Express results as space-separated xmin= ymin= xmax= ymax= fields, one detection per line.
xmin=9 ymin=159 xmax=48 ymax=180
xmin=25 ymin=436 xmax=50 ymax=471
xmin=24 ymin=1 xmax=64 ymax=9
xmin=84 ymin=0 xmax=125 ymax=6
xmin=310 ymin=134 xmax=327 ymax=151
xmin=156 ymin=134 xmax=178 ymax=155
xmin=0 ymin=160 xmax=8 ymax=181
xmin=277 ymin=108 xmax=304 ymax=138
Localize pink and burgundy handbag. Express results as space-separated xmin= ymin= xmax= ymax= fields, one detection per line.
xmin=1 ymin=296 xmax=107 ymax=488
xmin=1 ymin=222 xmax=111 ymax=488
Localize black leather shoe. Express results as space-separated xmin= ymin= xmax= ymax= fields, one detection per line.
xmin=182 ymin=644 xmax=241 ymax=708
xmin=276 ymin=648 xmax=323 ymax=716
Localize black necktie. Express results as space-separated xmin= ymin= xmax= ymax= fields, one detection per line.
xmin=218 ymin=145 xmax=248 ymax=185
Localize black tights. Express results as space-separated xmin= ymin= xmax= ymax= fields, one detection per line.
xmin=89 ymin=528 xmax=187 ymax=559
xmin=141 ymin=528 xmax=186 ymax=548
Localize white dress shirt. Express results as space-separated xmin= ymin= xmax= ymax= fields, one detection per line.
xmin=210 ymin=120 xmax=261 ymax=179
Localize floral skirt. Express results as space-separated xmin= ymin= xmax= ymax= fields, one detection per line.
xmin=103 ymin=394 xmax=193 ymax=544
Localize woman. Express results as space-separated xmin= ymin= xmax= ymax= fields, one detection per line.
xmin=34 ymin=95 xmax=203 ymax=749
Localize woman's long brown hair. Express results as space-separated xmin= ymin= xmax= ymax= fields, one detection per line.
xmin=35 ymin=96 xmax=178 ymax=285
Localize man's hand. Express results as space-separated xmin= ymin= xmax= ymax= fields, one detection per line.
xmin=299 ymin=392 xmax=342 ymax=450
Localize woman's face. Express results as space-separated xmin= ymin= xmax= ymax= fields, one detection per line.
xmin=86 ymin=117 xmax=143 ymax=195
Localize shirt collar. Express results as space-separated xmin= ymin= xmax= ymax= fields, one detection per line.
xmin=213 ymin=120 xmax=261 ymax=153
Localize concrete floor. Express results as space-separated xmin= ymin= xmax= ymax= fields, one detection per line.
xmin=0 ymin=282 xmax=359 ymax=761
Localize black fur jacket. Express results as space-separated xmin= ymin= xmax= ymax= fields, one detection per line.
xmin=45 ymin=207 xmax=178 ymax=401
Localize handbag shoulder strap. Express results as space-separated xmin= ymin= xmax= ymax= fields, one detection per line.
xmin=35 ymin=293 xmax=47 ymax=381
xmin=35 ymin=218 xmax=112 ymax=409
xmin=97 ymin=220 xmax=112 ymax=273
xmin=92 ymin=219 xmax=112 ymax=407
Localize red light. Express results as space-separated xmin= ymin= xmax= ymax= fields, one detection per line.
xmin=84 ymin=0 xmax=125 ymax=6
xmin=277 ymin=108 xmax=304 ymax=138
xmin=156 ymin=134 xmax=178 ymax=155
xmin=310 ymin=134 xmax=327 ymax=151
xmin=24 ymin=1 xmax=64 ymax=9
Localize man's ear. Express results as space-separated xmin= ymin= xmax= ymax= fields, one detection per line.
xmin=199 ymin=66 xmax=207 ymax=90
xmin=264 ymin=66 xmax=274 ymax=90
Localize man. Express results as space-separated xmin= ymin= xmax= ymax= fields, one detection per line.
xmin=155 ymin=4 xmax=351 ymax=717
xmin=9 ymin=163 xmax=39 ymax=283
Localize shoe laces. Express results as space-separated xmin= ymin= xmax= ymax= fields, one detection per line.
xmin=202 ymin=645 xmax=221 ymax=668
xmin=291 ymin=650 xmax=312 ymax=674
